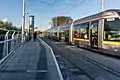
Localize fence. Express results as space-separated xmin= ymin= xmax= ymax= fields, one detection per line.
xmin=0 ymin=28 xmax=21 ymax=65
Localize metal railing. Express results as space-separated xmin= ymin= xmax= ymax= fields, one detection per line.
xmin=0 ymin=29 xmax=21 ymax=65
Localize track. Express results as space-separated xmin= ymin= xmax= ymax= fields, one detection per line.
xmin=49 ymin=45 xmax=95 ymax=79
xmin=69 ymin=48 xmax=120 ymax=77
xmin=52 ymin=42 xmax=94 ymax=80
xmin=41 ymin=37 xmax=120 ymax=80
xmin=40 ymin=37 xmax=94 ymax=80
xmin=40 ymin=38 xmax=96 ymax=80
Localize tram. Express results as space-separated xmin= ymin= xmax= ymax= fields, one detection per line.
xmin=73 ymin=9 xmax=120 ymax=54
xmin=59 ymin=23 xmax=72 ymax=42
xmin=46 ymin=9 xmax=120 ymax=54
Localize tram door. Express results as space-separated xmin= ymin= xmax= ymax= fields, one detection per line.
xmin=90 ymin=21 xmax=98 ymax=49
xmin=65 ymin=30 xmax=69 ymax=42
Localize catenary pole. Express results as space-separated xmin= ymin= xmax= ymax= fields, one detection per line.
xmin=21 ymin=0 xmax=26 ymax=42
xmin=102 ymin=0 xmax=105 ymax=12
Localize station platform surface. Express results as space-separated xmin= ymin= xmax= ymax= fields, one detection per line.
xmin=0 ymin=38 xmax=63 ymax=80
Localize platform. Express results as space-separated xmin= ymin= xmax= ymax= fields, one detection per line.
xmin=0 ymin=38 xmax=63 ymax=80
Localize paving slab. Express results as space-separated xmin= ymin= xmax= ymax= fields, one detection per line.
xmin=0 ymin=41 xmax=41 ymax=80
xmin=0 ymin=38 xmax=64 ymax=80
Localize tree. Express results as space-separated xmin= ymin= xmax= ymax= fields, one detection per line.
xmin=52 ymin=16 xmax=73 ymax=27
xmin=0 ymin=21 xmax=20 ymax=30
xmin=0 ymin=21 xmax=21 ymax=34
xmin=5 ymin=22 xmax=13 ymax=30
xmin=0 ymin=21 xmax=5 ymax=28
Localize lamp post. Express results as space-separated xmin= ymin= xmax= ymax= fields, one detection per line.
xmin=21 ymin=0 xmax=26 ymax=42
xmin=101 ymin=0 xmax=105 ymax=12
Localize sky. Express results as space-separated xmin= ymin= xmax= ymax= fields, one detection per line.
xmin=0 ymin=0 xmax=120 ymax=31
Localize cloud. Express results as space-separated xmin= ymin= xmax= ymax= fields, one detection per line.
xmin=2 ymin=18 xmax=8 ymax=22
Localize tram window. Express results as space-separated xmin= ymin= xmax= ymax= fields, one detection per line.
xmin=80 ymin=23 xmax=89 ymax=39
xmin=104 ymin=18 xmax=120 ymax=41
xmin=91 ymin=21 xmax=98 ymax=38
xmin=62 ymin=31 xmax=65 ymax=37
xmin=54 ymin=32 xmax=57 ymax=37
xmin=118 ymin=12 xmax=120 ymax=16
xmin=74 ymin=24 xmax=80 ymax=38
xmin=65 ymin=30 xmax=69 ymax=38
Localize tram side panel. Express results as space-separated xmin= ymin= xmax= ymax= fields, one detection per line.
xmin=59 ymin=27 xmax=65 ymax=42
xmin=61 ymin=32 xmax=65 ymax=42
xmin=100 ymin=17 xmax=120 ymax=54
xmin=72 ymin=10 xmax=120 ymax=55
xmin=72 ymin=18 xmax=120 ymax=54
xmin=72 ymin=22 xmax=90 ymax=48
xmin=60 ymin=25 xmax=70 ymax=43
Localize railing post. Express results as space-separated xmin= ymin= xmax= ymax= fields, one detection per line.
xmin=6 ymin=31 xmax=9 ymax=55
xmin=0 ymin=28 xmax=21 ymax=62
xmin=16 ymin=32 xmax=20 ymax=48
xmin=2 ymin=31 xmax=9 ymax=58
xmin=10 ymin=31 xmax=15 ymax=52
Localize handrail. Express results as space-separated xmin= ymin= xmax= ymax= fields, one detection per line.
xmin=0 ymin=27 xmax=23 ymax=65
xmin=0 ymin=36 xmax=21 ymax=65
xmin=4 ymin=31 xmax=9 ymax=40
xmin=0 ymin=36 xmax=21 ymax=66
xmin=0 ymin=37 xmax=20 ymax=44
xmin=0 ymin=28 xmax=21 ymax=32
xmin=0 ymin=28 xmax=22 ymax=67
xmin=12 ymin=31 xmax=15 ymax=39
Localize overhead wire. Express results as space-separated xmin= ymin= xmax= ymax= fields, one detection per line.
xmin=28 ymin=0 xmax=87 ymax=18
xmin=51 ymin=0 xmax=57 ymax=8
xmin=62 ymin=0 xmax=86 ymax=14
xmin=28 ymin=0 xmax=53 ymax=5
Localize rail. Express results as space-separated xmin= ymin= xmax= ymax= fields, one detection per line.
xmin=0 ymin=29 xmax=21 ymax=66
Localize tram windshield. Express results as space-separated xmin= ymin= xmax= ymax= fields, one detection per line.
xmin=104 ymin=18 xmax=120 ymax=41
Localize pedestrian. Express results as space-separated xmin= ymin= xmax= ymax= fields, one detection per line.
xmin=34 ymin=32 xmax=37 ymax=41
xmin=25 ymin=31 xmax=29 ymax=42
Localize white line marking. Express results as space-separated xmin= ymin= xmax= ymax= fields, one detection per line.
xmin=27 ymin=70 xmax=47 ymax=73
xmin=38 ymin=37 xmax=64 ymax=80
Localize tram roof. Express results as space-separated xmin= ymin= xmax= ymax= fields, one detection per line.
xmin=73 ymin=9 xmax=120 ymax=25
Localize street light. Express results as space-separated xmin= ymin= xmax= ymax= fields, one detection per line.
xmin=21 ymin=0 xmax=26 ymax=42
xmin=101 ymin=0 xmax=105 ymax=12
